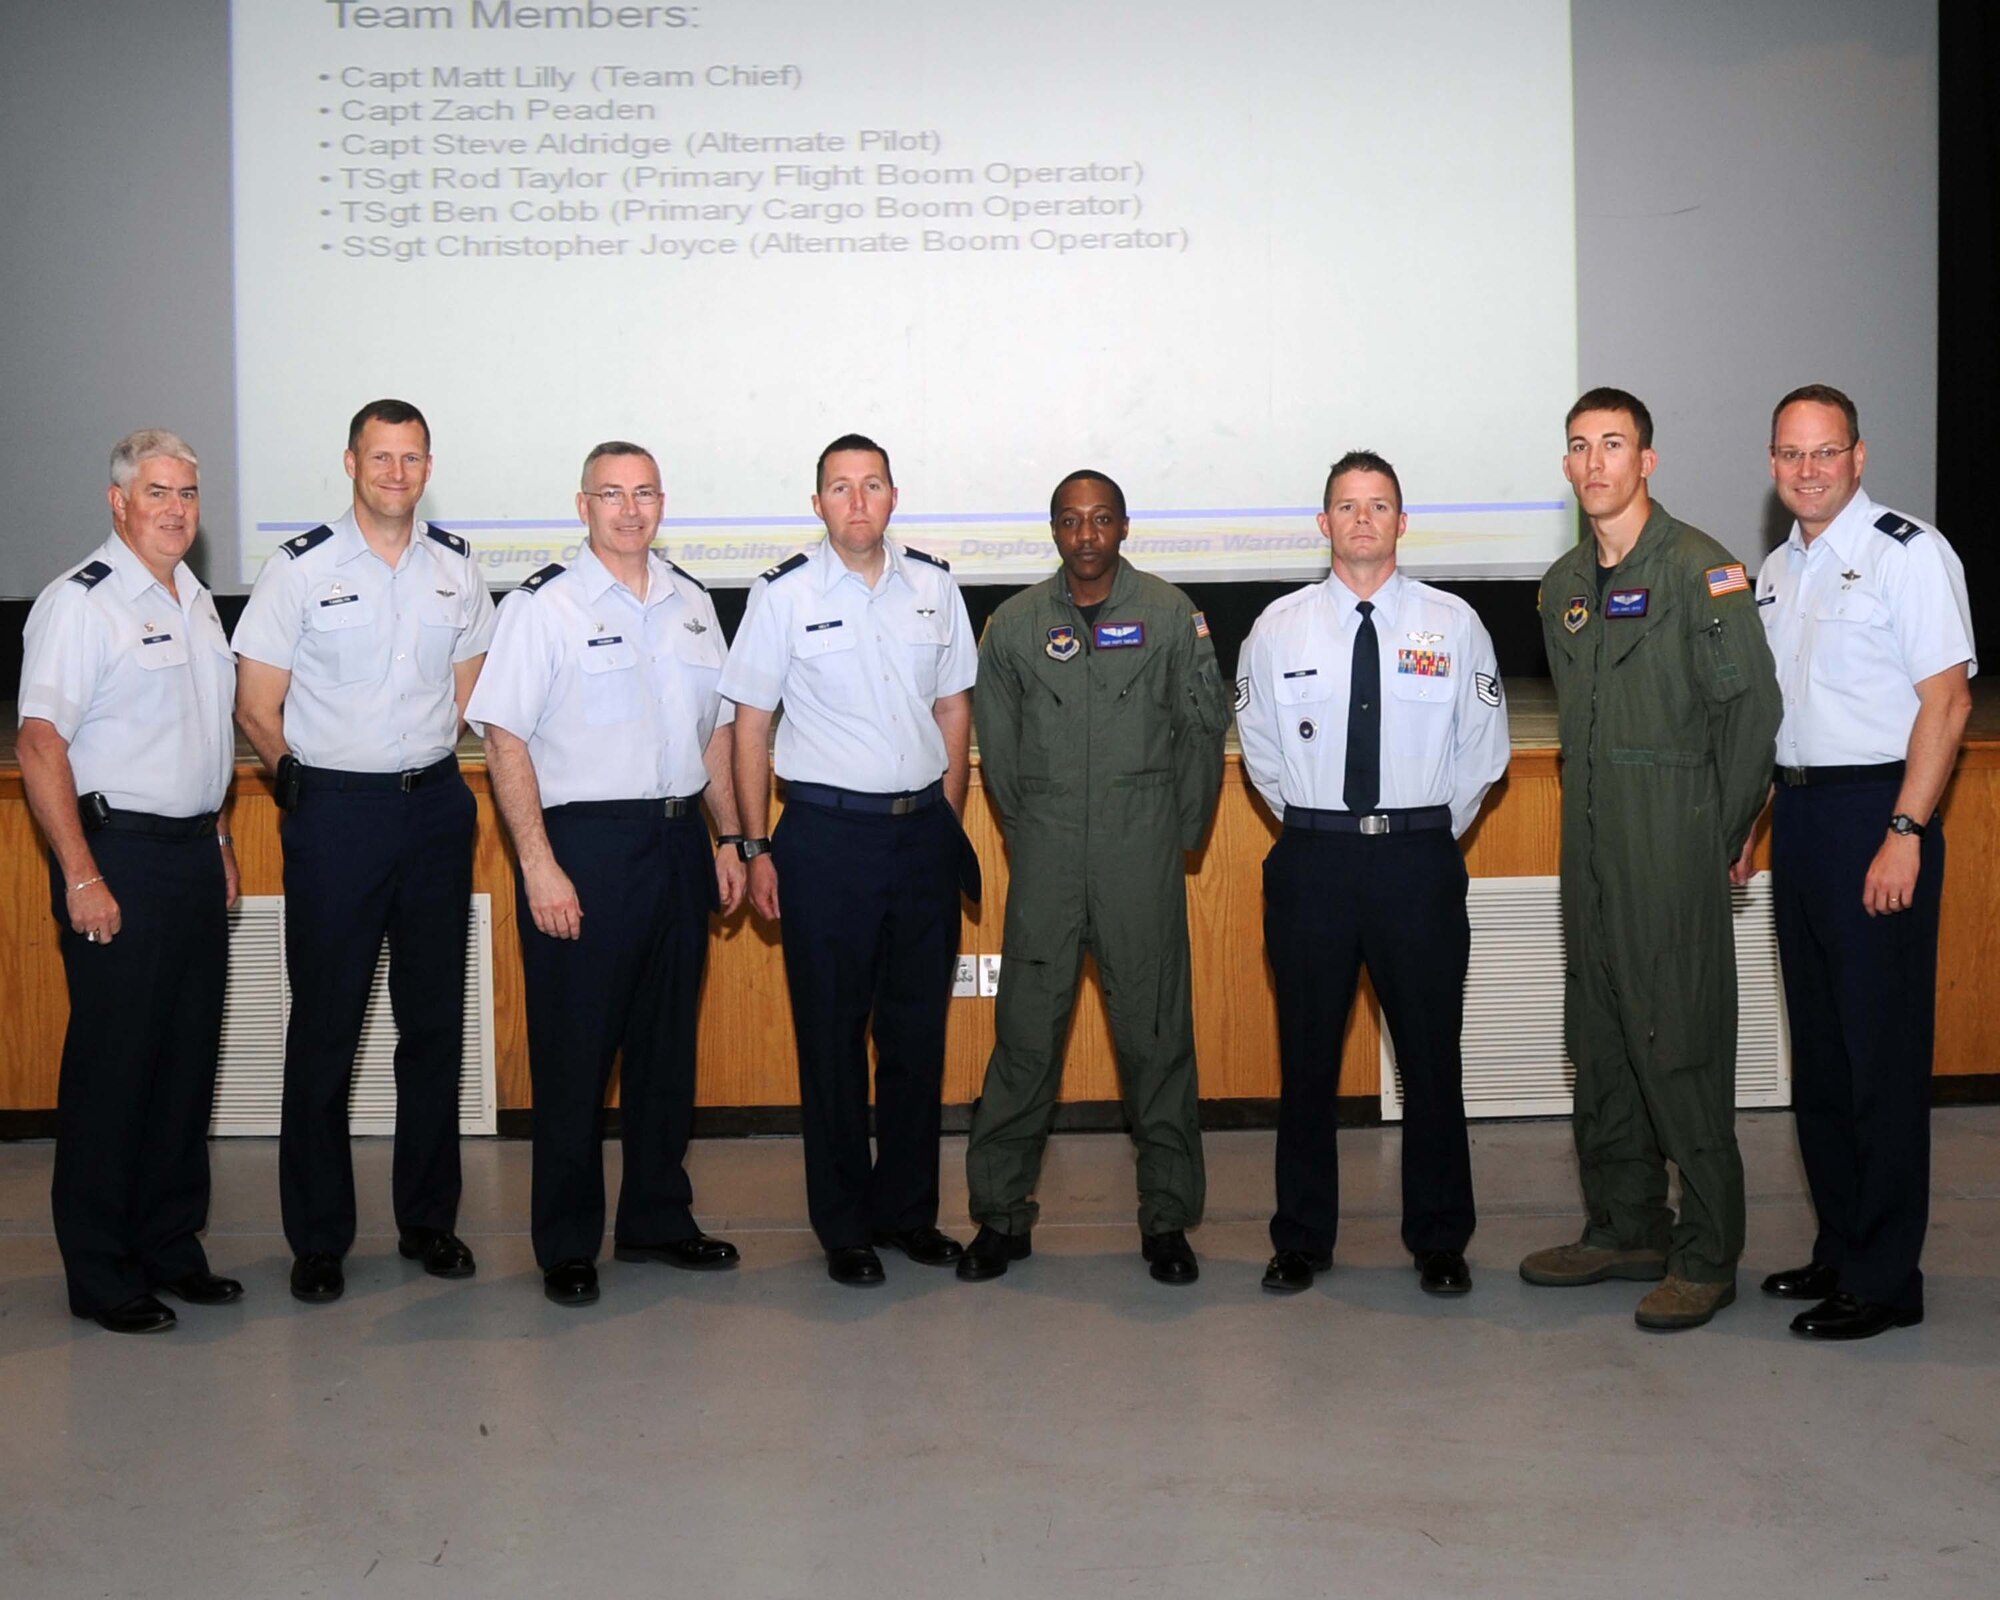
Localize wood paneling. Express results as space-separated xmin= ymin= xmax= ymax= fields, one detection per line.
xmin=2 ymin=742 xmax=1993 ymax=1111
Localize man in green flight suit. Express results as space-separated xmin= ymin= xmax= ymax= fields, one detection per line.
xmin=1522 ymin=387 xmax=1782 ymax=1331
xmin=958 ymin=469 xmax=1229 ymax=1286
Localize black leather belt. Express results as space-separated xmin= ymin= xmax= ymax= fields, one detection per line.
xmin=84 ymin=804 xmax=218 ymax=840
xmin=1774 ymin=761 xmax=1905 ymax=788
xmin=297 ymin=753 xmax=459 ymax=794
xmin=785 ymin=779 xmax=944 ymax=816
xmin=1284 ymin=804 xmax=1453 ymax=836
xmin=546 ymin=795 xmax=701 ymax=820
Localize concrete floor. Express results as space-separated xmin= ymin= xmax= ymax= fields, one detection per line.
xmin=1 ymin=1112 xmax=1996 ymax=1600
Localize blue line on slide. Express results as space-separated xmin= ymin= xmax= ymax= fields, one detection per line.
xmin=253 ymin=499 xmax=1565 ymax=534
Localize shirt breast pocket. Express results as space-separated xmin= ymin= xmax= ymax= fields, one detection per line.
xmin=795 ymin=621 xmax=858 ymax=665
xmin=418 ymin=589 xmax=469 ymax=681
xmin=886 ymin=613 xmax=948 ymax=698
xmin=578 ymin=635 xmax=643 ymax=726
xmin=133 ymin=630 xmax=190 ymax=671
xmin=1813 ymin=588 xmax=1889 ymax=630
xmin=1272 ymin=670 xmax=1332 ymax=741
xmin=1388 ymin=662 xmax=1455 ymax=707
xmin=307 ymin=592 xmax=377 ymax=683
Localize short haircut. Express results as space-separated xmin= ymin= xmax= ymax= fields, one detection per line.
xmin=816 ymin=432 xmax=892 ymax=492
xmin=580 ymin=440 xmax=659 ymax=490
xmin=1049 ymin=469 xmax=1127 ymax=522
xmin=1566 ymin=387 xmax=1653 ymax=450
xmin=1771 ymin=383 xmax=1860 ymax=446
xmin=1322 ymin=449 xmax=1402 ymax=515
xmin=347 ymin=398 xmax=432 ymax=454
xmin=109 ymin=429 xmax=198 ymax=490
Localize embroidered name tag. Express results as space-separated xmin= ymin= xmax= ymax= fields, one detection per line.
xmin=1094 ymin=621 xmax=1145 ymax=649
xmin=1606 ymin=588 xmax=1649 ymax=618
xmin=1397 ymin=649 xmax=1451 ymax=677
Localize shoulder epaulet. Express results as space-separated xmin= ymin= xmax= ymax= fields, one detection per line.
xmin=1874 ymin=511 xmax=1921 ymax=546
xmin=280 ymin=525 xmax=335 ymax=560
xmin=425 ymin=524 xmax=469 ymax=557
xmin=759 ymin=552 xmax=809 ymax=583
xmin=904 ymin=545 xmax=950 ymax=571
xmin=518 ymin=563 xmax=565 ymax=594
xmin=664 ymin=557 xmax=706 ymax=593
xmin=67 ymin=559 xmax=112 ymax=590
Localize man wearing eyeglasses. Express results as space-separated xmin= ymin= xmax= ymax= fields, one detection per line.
xmin=721 ymin=434 xmax=979 ymax=1286
xmin=1740 ymin=385 xmax=1974 ymax=1341
xmin=1521 ymin=388 xmax=1781 ymax=1331
xmin=956 ymin=470 xmax=1229 ymax=1286
xmin=233 ymin=399 xmax=496 ymax=1305
xmin=466 ymin=442 xmax=745 ymax=1306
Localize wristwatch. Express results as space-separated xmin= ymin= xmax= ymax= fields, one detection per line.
xmin=735 ymin=837 xmax=772 ymax=862
xmin=1887 ymin=813 xmax=1927 ymax=837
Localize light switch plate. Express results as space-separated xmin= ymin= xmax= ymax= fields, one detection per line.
xmin=978 ymin=954 xmax=1003 ymax=997
xmin=951 ymin=955 xmax=977 ymax=998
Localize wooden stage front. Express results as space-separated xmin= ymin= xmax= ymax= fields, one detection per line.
xmin=3 ymin=682 xmax=1996 ymax=1119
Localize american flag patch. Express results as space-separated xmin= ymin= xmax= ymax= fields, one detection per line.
xmin=1192 ymin=611 xmax=1210 ymax=638
xmin=1706 ymin=563 xmax=1749 ymax=597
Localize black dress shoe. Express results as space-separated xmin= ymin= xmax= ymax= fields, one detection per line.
xmin=290 ymin=1253 xmax=345 ymax=1304
xmin=543 ymin=1259 xmax=600 ymax=1307
xmin=1261 ymin=1249 xmax=1332 ymax=1294
xmin=1415 ymin=1249 xmax=1472 ymax=1296
xmin=398 ymin=1227 xmax=476 ymax=1279
xmin=957 ymin=1225 xmax=1032 ymax=1282
xmin=1761 ymin=1261 xmax=1840 ymax=1300
xmin=85 ymin=1294 xmax=177 ymax=1335
xmin=1790 ymin=1293 xmax=1923 ymax=1341
xmin=826 ymin=1245 xmax=886 ymax=1286
xmin=614 ymin=1233 xmax=741 ymax=1271
xmin=1142 ymin=1229 xmax=1199 ymax=1286
xmin=872 ymin=1227 xmax=963 ymax=1266
xmin=160 ymin=1271 xmax=244 ymax=1306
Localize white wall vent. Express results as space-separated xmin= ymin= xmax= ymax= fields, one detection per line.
xmin=210 ymin=895 xmax=498 ymax=1136
xmin=1383 ymin=872 xmax=1790 ymax=1120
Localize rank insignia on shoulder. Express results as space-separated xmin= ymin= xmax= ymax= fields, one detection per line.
xmin=519 ymin=563 xmax=565 ymax=593
xmin=68 ymin=559 xmax=113 ymax=590
xmin=761 ymin=552 xmax=809 ymax=583
xmin=1046 ymin=624 xmax=1080 ymax=662
xmin=1094 ymin=621 xmax=1145 ymax=649
xmin=1476 ymin=671 xmax=1501 ymax=707
xmin=424 ymin=524 xmax=469 ymax=557
xmin=1874 ymin=512 xmax=1920 ymax=545
xmin=665 ymin=558 xmax=706 ymax=592
xmin=1233 ymin=676 xmax=1250 ymax=711
xmin=904 ymin=545 xmax=949 ymax=570
xmin=1606 ymin=588 xmax=1649 ymax=618
xmin=1562 ymin=596 xmax=1589 ymax=634
xmin=1192 ymin=611 xmax=1210 ymax=639
xmin=1705 ymin=563 xmax=1749 ymax=596
xmin=281 ymin=525 xmax=335 ymax=560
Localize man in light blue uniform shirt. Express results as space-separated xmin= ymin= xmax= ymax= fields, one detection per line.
xmin=1237 ymin=450 xmax=1509 ymax=1297
xmin=233 ymin=398 xmax=496 ymax=1305
xmin=468 ymin=440 xmax=746 ymax=1307
xmin=1743 ymin=384 xmax=1974 ymax=1340
xmin=721 ymin=433 xmax=979 ymax=1286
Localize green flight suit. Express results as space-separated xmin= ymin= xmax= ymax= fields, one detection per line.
xmin=967 ymin=558 xmax=1229 ymax=1236
xmin=1540 ymin=502 xmax=1782 ymax=1282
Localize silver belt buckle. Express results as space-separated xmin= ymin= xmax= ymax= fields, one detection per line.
xmin=661 ymin=797 xmax=689 ymax=818
xmin=1779 ymin=766 xmax=1809 ymax=787
xmin=1358 ymin=814 xmax=1391 ymax=836
xmin=890 ymin=794 xmax=918 ymax=815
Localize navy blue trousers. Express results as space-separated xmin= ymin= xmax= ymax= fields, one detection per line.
xmin=1773 ymin=779 xmax=1940 ymax=1312
xmin=278 ymin=772 xmax=474 ymax=1257
xmin=1264 ymin=826 xmax=1475 ymax=1258
xmin=520 ymin=806 xmax=716 ymax=1267
xmin=48 ymin=828 xmax=227 ymax=1314
xmin=773 ymin=797 xmax=967 ymax=1250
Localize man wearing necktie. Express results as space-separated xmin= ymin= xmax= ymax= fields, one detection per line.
xmin=1237 ymin=451 xmax=1511 ymax=1296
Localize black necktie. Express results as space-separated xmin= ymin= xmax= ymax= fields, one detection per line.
xmin=1344 ymin=600 xmax=1380 ymax=813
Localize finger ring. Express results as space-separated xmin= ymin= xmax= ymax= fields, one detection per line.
xmin=86 ymin=930 xmax=97 ymax=943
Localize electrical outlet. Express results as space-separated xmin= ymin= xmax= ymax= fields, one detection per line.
xmin=951 ymin=955 xmax=977 ymax=998
xmin=978 ymin=954 xmax=1002 ymax=997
